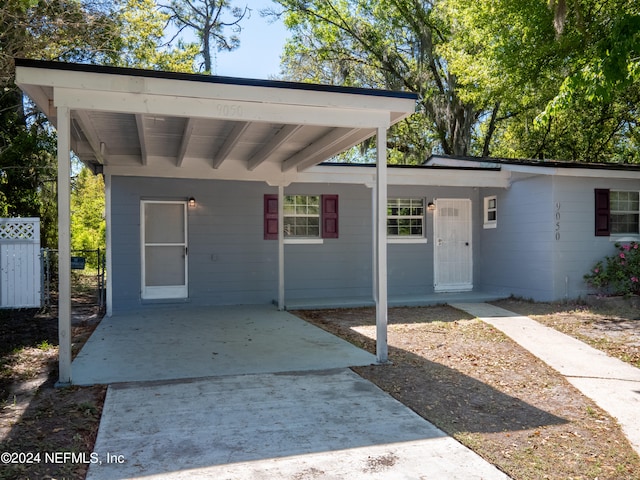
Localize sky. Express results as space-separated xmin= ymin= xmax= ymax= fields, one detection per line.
xmin=212 ymin=1 xmax=290 ymax=79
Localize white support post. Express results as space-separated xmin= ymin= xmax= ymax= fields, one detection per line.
xmin=56 ymin=106 xmax=72 ymax=385
xmin=371 ymin=184 xmax=377 ymax=302
xmin=277 ymin=184 xmax=285 ymax=310
xmin=105 ymin=173 xmax=113 ymax=317
xmin=375 ymin=126 xmax=388 ymax=363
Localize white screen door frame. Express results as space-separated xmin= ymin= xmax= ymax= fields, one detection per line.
xmin=433 ymin=198 xmax=473 ymax=292
xmin=141 ymin=200 xmax=188 ymax=300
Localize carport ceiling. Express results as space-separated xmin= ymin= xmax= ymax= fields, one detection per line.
xmin=15 ymin=59 xmax=418 ymax=173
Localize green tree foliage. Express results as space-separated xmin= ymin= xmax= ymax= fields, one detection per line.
xmin=160 ymin=0 xmax=249 ymax=73
xmin=70 ymin=164 xmax=105 ymax=255
xmin=436 ymin=0 xmax=640 ymax=162
xmin=1 ymin=0 xmax=121 ymax=246
xmin=114 ymin=0 xmax=199 ymax=72
xmin=274 ymin=0 xmax=640 ymax=164
xmin=1 ymin=0 xmax=199 ymax=248
xmin=274 ymin=0 xmax=475 ymax=163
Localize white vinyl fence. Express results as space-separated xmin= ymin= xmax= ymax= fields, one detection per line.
xmin=0 ymin=218 xmax=41 ymax=308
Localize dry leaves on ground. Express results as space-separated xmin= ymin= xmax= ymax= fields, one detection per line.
xmin=294 ymin=305 xmax=640 ymax=480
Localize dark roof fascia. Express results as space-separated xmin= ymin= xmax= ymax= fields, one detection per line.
xmin=427 ymin=154 xmax=640 ymax=172
xmin=14 ymin=58 xmax=418 ymax=101
xmin=318 ymin=162 xmax=501 ymax=172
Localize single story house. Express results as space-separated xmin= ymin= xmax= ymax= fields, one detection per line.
xmin=15 ymin=59 xmax=640 ymax=385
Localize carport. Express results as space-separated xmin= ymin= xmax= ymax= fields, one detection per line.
xmin=71 ymin=305 xmax=376 ymax=385
xmin=15 ymin=59 xmax=418 ymax=385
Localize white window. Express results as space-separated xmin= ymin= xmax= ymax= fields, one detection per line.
xmin=611 ymin=191 xmax=640 ymax=234
xmin=387 ymin=198 xmax=424 ymax=238
xmin=483 ymin=195 xmax=497 ymax=229
xmin=284 ymin=195 xmax=320 ymax=238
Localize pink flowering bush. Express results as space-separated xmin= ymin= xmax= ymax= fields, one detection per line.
xmin=584 ymin=242 xmax=640 ymax=295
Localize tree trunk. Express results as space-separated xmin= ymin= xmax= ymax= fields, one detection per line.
xmin=482 ymin=102 xmax=501 ymax=157
xmin=202 ymin=26 xmax=212 ymax=73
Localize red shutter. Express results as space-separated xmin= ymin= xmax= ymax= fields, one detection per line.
xmin=594 ymin=189 xmax=611 ymax=236
xmin=264 ymin=194 xmax=278 ymax=240
xmin=321 ymin=195 xmax=339 ymax=238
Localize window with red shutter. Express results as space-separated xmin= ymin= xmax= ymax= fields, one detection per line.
xmin=264 ymin=194 xmax=339 ymax=240
xmin=594 ymin=189 xmax=611 ymax=236
xmin=264 ymin=194 xmax=279 ymax=239
xmin=322 ymin=195 xmax=339 ymax=238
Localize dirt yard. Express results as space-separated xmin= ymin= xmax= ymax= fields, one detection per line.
xmin=294 ymin=300 xmax=640 ymax=480
xmin=0 ymin=298 xmax=105 ymax=480
xmin=2 ymin=297 xmax=639 ymax=479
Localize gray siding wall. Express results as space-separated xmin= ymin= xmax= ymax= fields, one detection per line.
xmin=111 ymin=176 xmax=279 ymax=312
xmin=551 ymin=175 xmax=640 ymax=300
xmin=110 ymin=176 xmax=481 ymax=311
xmin=282 ymin=183 xmax=373 ymax=300
xmin=479 ymin=174 xmax=640 ymax=301
xmin=110 ymin=172 xmax=640 ymax=308
xmin=478 ymin=176 xmax=555 ymax=300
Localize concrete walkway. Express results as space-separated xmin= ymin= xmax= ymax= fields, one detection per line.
xmin=451 ymin=303 xmax=640 ymax=455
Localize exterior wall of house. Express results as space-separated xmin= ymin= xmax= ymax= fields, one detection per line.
xmin=478 ymin=175 xmax=556 ymax=300
xmin=111 ymin=176 xmax=279 ymax=312
xmin=280 ymin=182 xmax=373 ymax=300
xmin=479 ymin=173 xmax=640 ymax=301
xmin=387 ymin=185 xmax=482 ymax=296
xmin=110 ymin=175 xmax=482 ymax=311
xmin=551 ymin=175 xmax=640 ymax=300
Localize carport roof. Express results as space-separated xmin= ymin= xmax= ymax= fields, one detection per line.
xmin=15 ymin=59 xmax=418 ymax=175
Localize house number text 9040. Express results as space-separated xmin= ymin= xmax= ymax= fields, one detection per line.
xmin=555 ymin=202 xmax=561 ymax=241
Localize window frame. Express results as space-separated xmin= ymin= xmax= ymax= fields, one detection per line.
xmin=283 ymin=194 xmax=321 ymax=239
xmin=387 ymin=197 xmax=427 ymax=243
xmin=483 ymin=195 xmax=498 ymax=229
xmin=610 ymin=190 xmax=640 ymax=236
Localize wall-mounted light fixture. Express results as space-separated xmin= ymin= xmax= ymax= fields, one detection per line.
xmin=188 ymin=197 xmax=196 ymax=208
xmin=427 ymin=201 xmax=436 ymax=211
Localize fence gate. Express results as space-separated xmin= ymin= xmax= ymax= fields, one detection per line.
xmin=0 ymin=218 xmax=41 ymax=308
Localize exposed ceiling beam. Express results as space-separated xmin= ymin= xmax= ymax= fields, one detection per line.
xmin=281 ymin=128 xmax=360 ymax=172
xmin=176 ymin=118 xmax=196 ymax=167
xmin=294 ymin=129 xmax=376 ymax=172
xmin=73 ymin=110 xmax=106 ymax=164
xmin=247 ymin=124 xmax=302 ymax=171
xmin=135 ymin=114 xmax=148 ymax=165
xmin=212 ymin=121 xmax=250 ymax=169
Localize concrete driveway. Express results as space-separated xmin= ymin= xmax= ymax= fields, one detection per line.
xmin=79 ymin=305 xmax=509 ymax=479
xmin=86 ymin=369 xmax=509 ymax=480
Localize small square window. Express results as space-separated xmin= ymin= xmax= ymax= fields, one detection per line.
xmin=483 ymin=195 xmax=497 ymax=229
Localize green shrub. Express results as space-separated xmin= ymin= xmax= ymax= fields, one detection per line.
xmin=584 ymin=242 xmax=640 ymax=296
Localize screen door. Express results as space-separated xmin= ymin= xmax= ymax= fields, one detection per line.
xmin=141 ymin=201 xmax=188 ymax=300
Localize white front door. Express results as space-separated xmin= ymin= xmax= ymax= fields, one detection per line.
xmin=434 ymin=198 xmax=473 ymax=292
xmin=141 ymin=201 xmax=188 ymax=300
